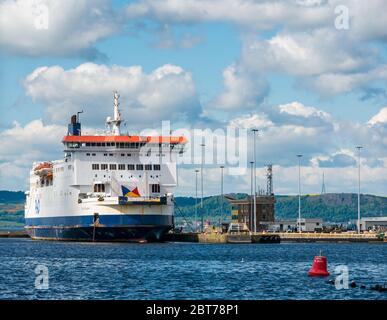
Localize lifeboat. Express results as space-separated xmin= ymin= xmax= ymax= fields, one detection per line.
xmin=34 ymin=162 xmax=53 ymax=177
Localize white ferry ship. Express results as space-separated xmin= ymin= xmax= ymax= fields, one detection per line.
xmin=24 ymin=92 xmax=187 ymax=242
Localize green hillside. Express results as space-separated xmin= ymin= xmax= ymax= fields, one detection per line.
xmin=0 ymin=191 xmax=25 ymax=228
xmin=274 ymin=193 xmax=387 ymax=222
xmin=0 ymin=191 xmax=25 ymax=203
xmin=174 ymin=193 xmax=387 ymax=223
xmin=0 ymin=191 xmax=386 ymax=229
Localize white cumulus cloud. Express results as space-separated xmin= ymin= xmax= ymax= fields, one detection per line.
xmin=368 ymin=107 xmax=387 ymax=126
xmin=0 ymin=0 xmax=117 ymax=57
xmin=207 ymin=64 xmax=269 ymax=114
xmin=23 ymin=62 xmax=202 ymax=129
xmin=0 ymin=119 xmax=65 ymax=190
xmin=126 ymin=0 xmax=331 ymax=30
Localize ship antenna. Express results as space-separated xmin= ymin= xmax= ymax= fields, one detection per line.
xmin=77 ymin=110 xmax=84 ymax=123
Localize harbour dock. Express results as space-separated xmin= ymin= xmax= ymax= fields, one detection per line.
xmin=162 ymin=232 xmax=383 ymax=243
xmin=275 ymin=232 xmax=383 ymax=243
xmin=0 ymin=229 xmax=383 ymax=243
xmin=0 ymin=230 xmax=29 ymax=238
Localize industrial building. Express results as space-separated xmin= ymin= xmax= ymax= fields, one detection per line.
xmin=360 ymin=217 xmax=387 ymax=232
xmin=224 ymin=164 xmax=326 ymax=233
xmin=267 ymin=219 xmax=296 ymax=232
xmin=297 ymin=218 xmax=323 ymax=232
xmin=225 ymin=165 xmax=275 ymax=232
xmin=268 ymin=218 xmax=323 ymax=232
xmin=227 ymin=195 xmax=275 ymax=232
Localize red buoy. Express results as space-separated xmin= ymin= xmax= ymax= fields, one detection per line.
xmin=308 ymin=255 xmax=330 ymax=277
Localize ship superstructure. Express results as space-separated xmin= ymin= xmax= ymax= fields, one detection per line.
xmin=25 ymin=92 xmax=187 ymax=242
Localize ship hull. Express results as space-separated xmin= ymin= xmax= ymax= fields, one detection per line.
xmin=25 ymin=214 xmax=173 ymax=242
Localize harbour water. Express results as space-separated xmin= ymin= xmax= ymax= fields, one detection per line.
xmin=0 ymin=238 xmax=385 ymax=300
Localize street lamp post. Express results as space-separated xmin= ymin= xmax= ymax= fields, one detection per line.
xmin=200 ymin=143 xmax=205 ymax=232
xmin=252 ymin=129 xmax=259 ymax=233
xmin=250 ymin=161 xmax=254 ymax=232
xmin=220 ymin=165 xmax=224 ymax=229
xmin=356 ymin=146 xmax=363 ymax=234
xmin=195 ymin=169 xmax=199 ymax=233
xmin=297 ymin=154 xmax=302 ymax=233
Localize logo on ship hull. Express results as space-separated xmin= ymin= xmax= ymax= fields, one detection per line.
xmin=121 ymin=186 xmax=141 ymax=198
xmin=35 ymin=199 xmax=40 ymax=214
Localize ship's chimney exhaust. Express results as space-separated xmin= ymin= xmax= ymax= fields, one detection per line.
xmin=68 ymin=112 xmax=82 ymax=136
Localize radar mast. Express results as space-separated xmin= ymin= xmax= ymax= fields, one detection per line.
xmin=106 ymin=91 xmax=122 ymax=136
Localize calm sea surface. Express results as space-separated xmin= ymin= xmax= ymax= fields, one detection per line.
xmin=0 ymin=238 xmax=385 ymax=300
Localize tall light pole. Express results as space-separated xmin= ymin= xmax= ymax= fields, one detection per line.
xmin=252 ymin=129 xmax=259 ymax=233
xmin=195 ymin=169 xmax=199 ymax=233
xmin=297 ymin=154 xmax=302 ymax=233
xmin=220 ymin=165 xmax=224 ymax=228
xmin=250 ymin=161 xmax=254 ymax=232
xmin=356 ymin=146 xmax=363 ymax=234
xmin=200 ymin=143 xmax=205 ymax=232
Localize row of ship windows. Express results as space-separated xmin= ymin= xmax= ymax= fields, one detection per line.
xmin=37 ymin=179 xmax=53 ymax=188
xmin=85 ymin=153 xmax=167 ymax=157
xmin=68 ymin=142 xmax=176 ymax=148
xmin=86 ymin=142 xmax=147 ymax=148
xmin=54 ymin=165 xmax=72 ymax=173
xmin=33 ymin=191 xmax=73 ymax=197
xmin=52 ymin=191 xmax=73 ymax=197
xmin=91 ymin=164 xmax=161 ymax=171
xmin=94 ymin=174 xmax=160 ymax=179
xmin=87 ymin=153 xmax=132 ymax=157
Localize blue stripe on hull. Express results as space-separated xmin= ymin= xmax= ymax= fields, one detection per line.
xmin=25 ymin=214 xmax=172 ymax=227
xmin=25 ymin=214 xmax=173 ymax=242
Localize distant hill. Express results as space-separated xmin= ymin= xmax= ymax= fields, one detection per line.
xmin=274 ymin=193 xmax=387 ymax=222
xmin=0 ymin=191 xmax=25 ymax=229
xmin=0 ymin=191 xmax=25 ymax=203
xmin=174 ymin=193 xmax=387 ymax=223
xmin=0 ymin=191 xmax=386 ymax=229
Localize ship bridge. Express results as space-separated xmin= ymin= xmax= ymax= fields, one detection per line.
xmin=62 ymin=135 xmax=187 ymax=152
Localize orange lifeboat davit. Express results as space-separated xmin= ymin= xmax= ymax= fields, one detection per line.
xmin=34 ymin=162 xmax=53 ymax=177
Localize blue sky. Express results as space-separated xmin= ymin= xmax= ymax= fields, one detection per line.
xmin=0 ymin=19 xmax=242 ymax=127
xmin=0 ymin=0 xmax=387 ymax=196
xmin=1 ymin=13 xmax=383 ymax=126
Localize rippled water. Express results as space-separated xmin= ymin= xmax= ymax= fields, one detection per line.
xmin=0 ymin=238 xmax=386 ymax=300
